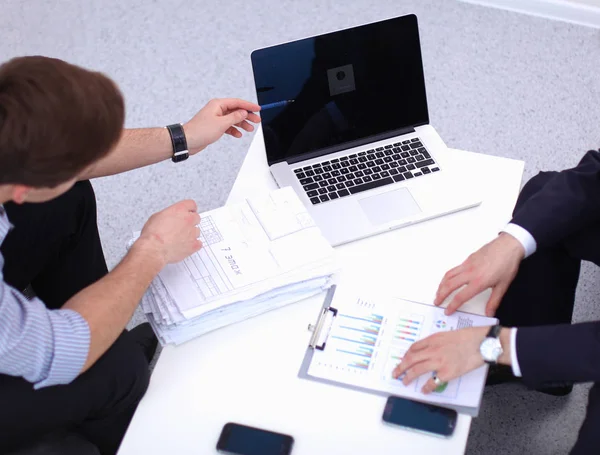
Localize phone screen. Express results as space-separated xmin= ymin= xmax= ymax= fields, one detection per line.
xmin=382 ymin=396 xmax=457 ymax=437
xmin=217 ymin=423 xmax=294 ymax=455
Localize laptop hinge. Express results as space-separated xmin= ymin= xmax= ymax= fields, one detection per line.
xmin=283 ymin=126 xmax=416 ymax=165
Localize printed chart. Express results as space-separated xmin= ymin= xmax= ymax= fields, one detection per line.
xmin=329 ymin=312 xmax=384 ymax=371
xmin=305 ymin=289 xmax=495 ymax=411
xmin=383 ymin=311 xmax=424 ymax=388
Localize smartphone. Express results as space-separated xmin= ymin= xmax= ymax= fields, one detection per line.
xmin=382 ymin=396 xmax=457 ymax=438
xmin=216 ymin=422 xmax=294 ymax=455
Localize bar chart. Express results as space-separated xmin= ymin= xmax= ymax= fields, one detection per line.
xmin=384 ymin=349 xmax=410 ymax=386
xmin=327 ymin=311 xmax=384 ymax=371
xmin=393 ymin=314 xmax=423 ymax=344
xmin=305 ymin=293 xmax=492 ymax=410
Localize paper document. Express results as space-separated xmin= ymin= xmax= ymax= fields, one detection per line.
xmin=136 ymin=187 xmax=337 ymax=345
xmin=302 ymin=285 xmax=496 ymax=413
xmin=161 ymin=187 xmax=333 ymax=318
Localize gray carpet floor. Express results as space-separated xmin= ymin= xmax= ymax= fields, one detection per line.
xmin=2 ymin=0 xmax=600 ymax=453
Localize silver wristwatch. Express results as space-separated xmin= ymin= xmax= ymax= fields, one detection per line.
xmin=480 ymin=324 xmax=503 ymax=364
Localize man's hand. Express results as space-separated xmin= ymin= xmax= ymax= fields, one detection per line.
xmin=392 ymin=327 xmax=489 ymax=394
xmin=65 ymin=199 xmax=201 ymax=373
xmin=136 ymin=200 xmax=202 ymax=267
xmin=434 ymin=233 xmax=525 ymax=317
xmin=183 ymin=98 xmax=261 ymax=154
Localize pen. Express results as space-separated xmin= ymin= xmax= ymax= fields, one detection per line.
xmin=259 ymin=99 xmax=295 ymax=110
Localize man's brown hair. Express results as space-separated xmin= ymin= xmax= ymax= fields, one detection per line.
xmin=0 ymin=56 xmax=125 ymax=187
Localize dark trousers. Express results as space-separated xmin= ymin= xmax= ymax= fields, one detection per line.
xmin=0 ymin=181 xmax=150 ymax=455
xmin=496 ymin=171 xmax=600 ymax=455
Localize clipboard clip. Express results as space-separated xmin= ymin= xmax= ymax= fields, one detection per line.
xmin=308 ymin=286 xmax=338 ymax=351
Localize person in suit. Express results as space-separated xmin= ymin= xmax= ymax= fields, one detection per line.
xmin=393 ymin=149 xmax=600 ymax=454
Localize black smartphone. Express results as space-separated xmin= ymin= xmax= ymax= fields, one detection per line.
xmin=382 ymin=396 xmax=457 ymax=438
xmin=216 ymin=422 xmax=294 ymax=455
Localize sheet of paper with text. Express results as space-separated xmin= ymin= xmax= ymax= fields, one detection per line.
xmin=306 ymin=285 xmax=496 ymax=410
xmin=136 ymin=186 xmax=337 ymax=345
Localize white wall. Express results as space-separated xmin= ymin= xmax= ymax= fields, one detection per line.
xmin=569 ymin=0 xmax=600 ymax=7
xmin=459 ymin=0 xmax=600 ymax=27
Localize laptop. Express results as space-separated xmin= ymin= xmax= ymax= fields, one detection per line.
xmin=250 ymin=14 xmax=481 ymax=246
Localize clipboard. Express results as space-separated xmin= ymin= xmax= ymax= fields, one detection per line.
xmin=297 ymin=285 xmax=486 ymax=417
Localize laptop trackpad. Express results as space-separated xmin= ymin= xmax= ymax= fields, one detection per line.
xmin=358 ymin=188 xmax=421 ymax=225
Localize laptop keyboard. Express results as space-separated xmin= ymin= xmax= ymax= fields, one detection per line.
xmin=293 ymin=138 xmax=439 ymax=205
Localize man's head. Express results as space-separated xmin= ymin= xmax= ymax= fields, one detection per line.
xmin=0 ymin=56 xmax=125 ymax=203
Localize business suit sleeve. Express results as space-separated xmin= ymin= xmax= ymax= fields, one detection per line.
xmin=516 ymin=322 xmax=600 ymax=388
xmin=511 ymin=149 xmax=600 ymax=249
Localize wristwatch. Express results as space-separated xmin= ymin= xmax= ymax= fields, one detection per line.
xmin=479 ymin=324 xmax=503 ymax=364
xmin=165 ymin=123 xmax=189 ymax=163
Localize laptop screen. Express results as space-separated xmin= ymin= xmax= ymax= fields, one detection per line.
xmin=251 ymin=14 xmax=429 ymax=166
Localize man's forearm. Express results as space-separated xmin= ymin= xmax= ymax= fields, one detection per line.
xmin=81 ymin=128 xmax=172 ymax=179
xmin=511 ymin=150 xmax=600 ymax=248
xmin=62 ymin=238 xmax=164 ymax=372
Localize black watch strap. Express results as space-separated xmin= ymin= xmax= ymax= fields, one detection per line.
xmin=166 ymin=123 xmax=189 ymax=163
xmin=486 ymin=324 xmax=501 ymax=338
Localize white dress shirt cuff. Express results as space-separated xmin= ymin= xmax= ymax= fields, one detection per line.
xmin=510 ymin=327 xmax=522 ymax=377
xmin=501 ymin=223 xmax=537 ymax=258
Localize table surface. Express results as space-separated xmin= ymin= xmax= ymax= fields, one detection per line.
xmin=118 ymin=130 xmax=524 ymax=455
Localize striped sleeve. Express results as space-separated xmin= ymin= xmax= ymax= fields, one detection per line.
xmin=0 ymin=283 xmax=90 ymax=389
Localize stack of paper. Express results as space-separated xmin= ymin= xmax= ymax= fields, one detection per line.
xmin=133 ymin=187 xmax=338 ymax=346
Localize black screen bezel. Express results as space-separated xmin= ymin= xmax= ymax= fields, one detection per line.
xmin=382 ymin=396 xmax=458 ymax=437
xmin=216 ymin=422 xmax=294 ymax=455
xmin=250 ymin=14 xmax=429 ymax=166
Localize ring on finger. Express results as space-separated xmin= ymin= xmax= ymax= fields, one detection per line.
xmin=431 ymin=373 xmax=448 ymax=392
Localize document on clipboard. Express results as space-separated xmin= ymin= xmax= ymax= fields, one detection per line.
xmin=298 ymin=284 xmax=497 ymax=416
